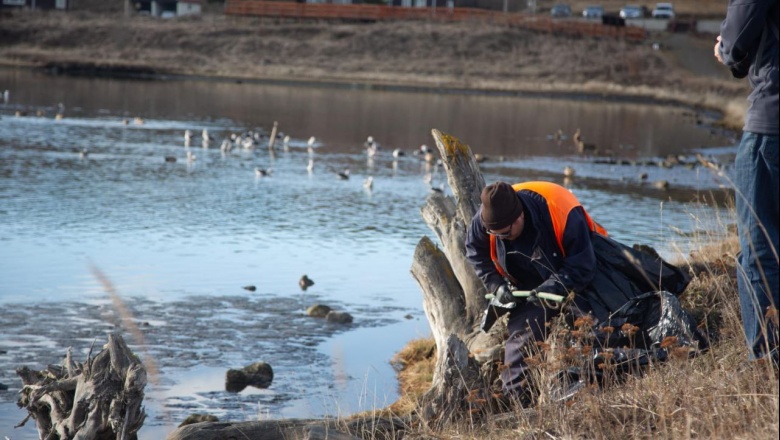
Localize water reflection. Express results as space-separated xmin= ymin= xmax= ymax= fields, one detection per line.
xmin=2 ymin=68 xmax=733 ymax=159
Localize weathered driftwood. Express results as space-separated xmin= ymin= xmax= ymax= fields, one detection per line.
xmin=423 ymin=130 xmax=487 ymax=326
xmin=166 ymin=415 xmax=410 ymax=440
xmin=16 ymin=333 xmax=146 ymax=440
xmin=411 ymin=129 xmax=506 ymax=427
xmin=420 ymin=334 xmax=489 ymax=428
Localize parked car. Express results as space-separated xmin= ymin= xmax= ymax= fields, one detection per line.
xmin=582 ymin=5 xmax=604 ymax=18
xmin=651 ymin=2 xmax=675 ymax=19
xmin=619 ymin=5 xmax=644 ymax=19
xmin=550 ymin=3 xmax=572 ymax=17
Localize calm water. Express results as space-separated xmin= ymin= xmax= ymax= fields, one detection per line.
xmin=0 ymin=69 xmax=737 ymax=439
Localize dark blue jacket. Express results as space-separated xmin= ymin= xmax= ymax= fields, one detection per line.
xmin=719 ymin=0 xmax=779 ymax=135
xmin=465 ymin=188 xmax=597 ymax=296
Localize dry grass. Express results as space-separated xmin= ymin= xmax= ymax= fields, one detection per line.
xmin=353 ymin=203 xmax=778 ymax=440
xmin=388 ymin=338 xmax=437 ymax=415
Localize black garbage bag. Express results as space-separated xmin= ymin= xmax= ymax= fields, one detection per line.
xmin=551 ymin=290 xmax=708 ymax=402
xmin=596 ymin=290 xmax=708 ymax=351
xmin=583 ymin=233 xmax=692 ymax=321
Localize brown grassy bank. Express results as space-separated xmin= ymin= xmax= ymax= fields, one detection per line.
xmin=0 ymin=3 xmax=749 ymax=128
xmin=371 ymin=229 xmax=779 ymax=440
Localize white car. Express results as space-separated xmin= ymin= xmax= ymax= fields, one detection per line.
xmin=652 ymin=2 xmax=675 ymax=19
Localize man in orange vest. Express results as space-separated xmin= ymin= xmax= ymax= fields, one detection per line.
xmin=465 ymin=181 xmax=608 ymax=405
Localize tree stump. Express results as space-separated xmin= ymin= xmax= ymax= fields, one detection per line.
xmin=411 ymin=129 xmax=506 ymax=427
xmin=16 ymin=333 xmax=146 ymax=440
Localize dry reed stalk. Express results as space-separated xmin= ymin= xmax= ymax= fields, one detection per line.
xmin=89 ymin=264 xmax=160 ymax=386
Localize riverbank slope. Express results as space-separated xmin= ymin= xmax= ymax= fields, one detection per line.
xmin=0 ymin=4 xmax=750 ymax=128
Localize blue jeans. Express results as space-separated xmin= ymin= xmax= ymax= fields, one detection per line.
xmin=734 ymin=131 xmax=779 ymax=361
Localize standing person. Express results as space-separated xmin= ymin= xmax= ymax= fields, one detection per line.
xmin=715 ymin=0 xmax=779 ymax=364
xmin=465 ymin=181 xmax=606 ymax=403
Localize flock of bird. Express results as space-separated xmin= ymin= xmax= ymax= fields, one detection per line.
xmin=167 ymin=121 xmax=447 ymax=194
xmin=3 ymin=90 xmax=710 ymax=192
xmin=8 ymin=98 xmax=447 ymax=192
xmin=545 ymin=127 xmax=722 ymax=190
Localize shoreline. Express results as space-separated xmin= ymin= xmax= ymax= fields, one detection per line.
xmin=2 ymin=61 xmax=744 ymax=130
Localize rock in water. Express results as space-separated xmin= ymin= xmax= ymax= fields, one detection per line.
xmin=306 ymin=304 xmax=332 ymax=317
xmin=225 ymin=362 xmax=274 ymax=393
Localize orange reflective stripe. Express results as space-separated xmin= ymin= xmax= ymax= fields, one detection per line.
xmin=489 ymin=234 xmax=521 ymax=286
xmin=489 ymin=234 xmax=506 ymax=278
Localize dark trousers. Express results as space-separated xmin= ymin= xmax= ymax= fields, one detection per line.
xmin=501 ymin=295 xmax=593 ymax=397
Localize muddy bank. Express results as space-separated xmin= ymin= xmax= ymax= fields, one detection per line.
xmin=0 ymin=293 xmax=412 ymax=430
xmin=0 ymin=9 xmax=750 ymax=128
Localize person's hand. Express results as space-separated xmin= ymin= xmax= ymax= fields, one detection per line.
xmin=494 ymin=284 xmax=515 ymax=305
xmin=714 ymin=36 xmax=724 ymax=64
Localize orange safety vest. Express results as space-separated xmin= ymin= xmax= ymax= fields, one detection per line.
xmin=489 ymin=182 xmax=607 ymax=282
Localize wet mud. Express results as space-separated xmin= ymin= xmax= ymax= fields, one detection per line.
xmin=0 ymin=293 xmax=410 ymax=427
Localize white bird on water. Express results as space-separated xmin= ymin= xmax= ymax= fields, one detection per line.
xmin=307 ymin=136 xmax=316 ymax=156
xmin=365 ymin=136 xmax=379 ymax=157
xmin=413 ymin=144 xmax=431 ymax=156
xmin=306 ymin=159 xmax=314 ymax=173
xmin=202 ymin=129 xmax=213 ymax=148
xmin=220 ymin=138 xmax=232 ymax=152
xmin=363 ymin=176 xmax=374 ymax=190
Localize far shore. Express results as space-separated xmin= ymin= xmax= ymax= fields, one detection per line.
xmin=0 ymin=60 xmax=748 ymax=133
xmin=0 ymin=9 xmax=750 ymax=131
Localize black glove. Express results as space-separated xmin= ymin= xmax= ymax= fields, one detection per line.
xmin=494 ymin=284 xmax=515 ymax=305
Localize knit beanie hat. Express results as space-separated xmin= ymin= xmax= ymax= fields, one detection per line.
xmin=480 ymin=182 xmax=523 ymax=230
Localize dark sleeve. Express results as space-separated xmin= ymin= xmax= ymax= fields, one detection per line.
xmin=719 ymin=0 xmax=774 ymax=68
xmin=535 ymin=207 xmax=596 ymax=294
xmin=465 ymin=208 xmax=505 ymax=294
